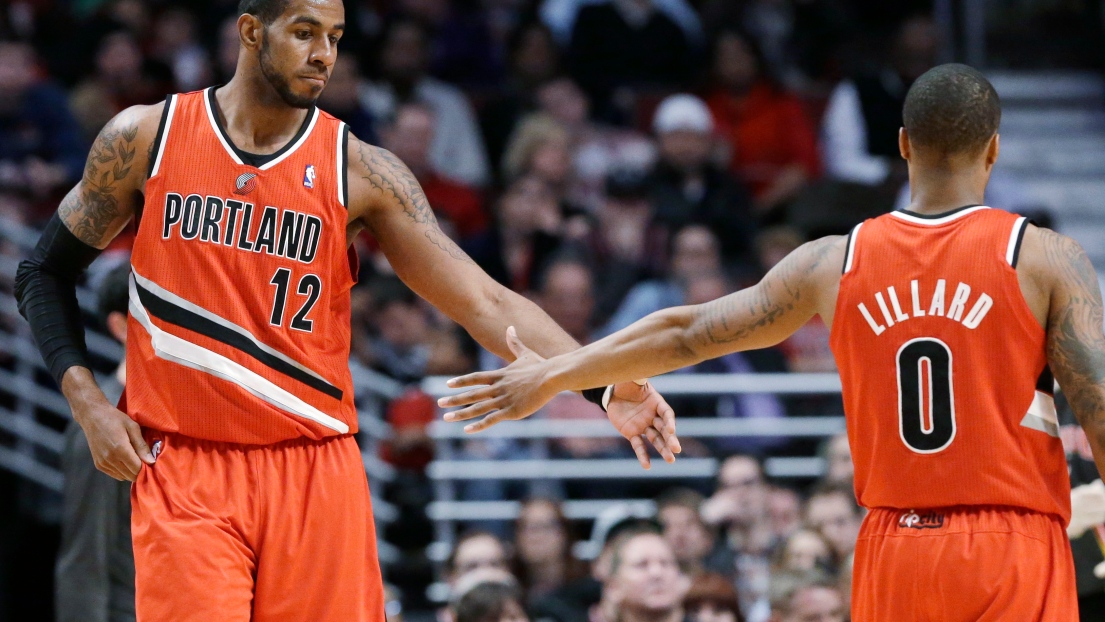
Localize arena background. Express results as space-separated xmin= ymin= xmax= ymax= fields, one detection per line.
xmin=0 ymin=0 xmax=1103 ymax=620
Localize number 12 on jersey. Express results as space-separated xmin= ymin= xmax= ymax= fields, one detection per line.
xmin=269 ymin=268 xmax=321 ymax=332
xmin=896 ymin=337 xmax=956 ymax=453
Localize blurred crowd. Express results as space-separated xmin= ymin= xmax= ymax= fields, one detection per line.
xmin=433 ymin=444 xmax=859 ymax=622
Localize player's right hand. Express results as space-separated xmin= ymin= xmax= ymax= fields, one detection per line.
xmin=74 ymin=400 xmax=155 ymax=482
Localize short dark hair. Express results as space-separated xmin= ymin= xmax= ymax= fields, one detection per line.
xmin=98 ymin=263 xmax=131 ymax=325
xmin=453 ymin=581 xmax=523 ymax=622
xmin=903 ymin=63 xmax=1000 ymax=156
xmin=238 ymin=0 xmax=291 ymax=25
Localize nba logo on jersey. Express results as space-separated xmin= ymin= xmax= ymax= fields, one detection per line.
xmin=303 ymin=164 xmax=316 ymax=189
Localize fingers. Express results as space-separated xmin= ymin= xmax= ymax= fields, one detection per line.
xmin=645 ymin=426 xmax=675 ymax=464
xmin=463 ymin=408 xmax=518 ymax=434
xmin=654 ymin=409 xmax=681 ymax=456
xmin=438 ymin=385 xmax=498 ymax=409
xmin=446 ymin=371 xmax=499 ymax=389
xmin=629 ymin=435 xmax=651 ymax=470
xmin=125 ymin=419 xmax=156 ymax=465
xmin=443 ymin=397 xmax=504 ymax=423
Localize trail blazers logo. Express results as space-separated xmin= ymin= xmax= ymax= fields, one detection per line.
xmin=898 ymin=510 xmax=946 ymax=530
xmin=235 ymin=172 xmax=258 ymax=195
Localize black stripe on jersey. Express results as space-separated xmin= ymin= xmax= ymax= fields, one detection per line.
xmin=207 ymin=86 xmax=316 ymax=168
xmin=1036 ymin=365 xmax=1055 ymax=395
xmin=898 ymin=203 xmax=984 ymax=220
xmin=841 ymin=225 xmax=857 ymax=274
xmin=1010 ymin=218 xmax=1031 ymax=269
xmin=133 ymin=280 xmax=343 ymax=400
xmin=147 ymin=95 xmax=173 ymax=178
xmin=340 ymin=124 xmax=350 ymax=209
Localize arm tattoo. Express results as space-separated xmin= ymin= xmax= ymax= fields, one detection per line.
xmin=697 ymin=236 xmax=838 ymax=346
xmin=354 ymin=141 xmax=475 ymax=265
xmin=58 ymin=119 xmax=139 ymax=246
xmin=1040 ymin=229 xmax=1105 ymax=432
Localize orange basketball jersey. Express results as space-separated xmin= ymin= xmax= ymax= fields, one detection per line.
xmin=830 ymin=206 xmax=1071 ymax=521
xmin=126 ymin=88 xmax=358 ymax=444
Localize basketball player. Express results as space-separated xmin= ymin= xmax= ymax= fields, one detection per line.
xmin=442 ymin=64 xmax=1105 ymax=620
xmin=13 ymin=0 xmax=678 ymax=619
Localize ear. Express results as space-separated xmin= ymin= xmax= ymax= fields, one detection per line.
xmin=984 ymin=133 xmax=1000 ymax=169
xmin=898 ymin=127 xmax=911 ymax=161
xmin=106 ymin=311 xmax=128 ymax=345
xmin=239 ymin=13 xmax=264 ymax=51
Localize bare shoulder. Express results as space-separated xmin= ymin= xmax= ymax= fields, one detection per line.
xmin=1018 ymin=224 xmax=1098 ymax=297
xmin=345 ymin=133 xmax=430 ymax=222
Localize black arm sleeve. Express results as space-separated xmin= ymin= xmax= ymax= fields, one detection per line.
xmin=14 ymin=214 xmax=104 ymax=387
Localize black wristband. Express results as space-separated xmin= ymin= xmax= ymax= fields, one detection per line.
xmin=582 ymin=386 xmax=610 ymax=411
xmin=14 ymin=213 xmax=103 ymax=386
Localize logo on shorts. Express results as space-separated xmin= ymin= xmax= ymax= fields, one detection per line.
xmin=898 ymin=510 xmax=945 ymax=529
xmin=234 ymin=172 xmax=258 ymax=195
xmin=150 ymin=440 xmax=163 ymax=460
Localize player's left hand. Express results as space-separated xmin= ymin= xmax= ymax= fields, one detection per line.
xmin=439 ymin=327 xmax=680 ymax=469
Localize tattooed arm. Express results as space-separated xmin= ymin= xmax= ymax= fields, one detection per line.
xmin=1023 ymin=227 xmax=1105 ymax=478
xmin=345 ymin=135 xmax=580 ymax=361
xmin=15 ymin=104 xmax=162 ymax=481
xmin=441 ymin=237 xmax=845 ymax=428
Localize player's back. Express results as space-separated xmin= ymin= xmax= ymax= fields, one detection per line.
xmin=830 ymin=205 xmax=1070 ymax=521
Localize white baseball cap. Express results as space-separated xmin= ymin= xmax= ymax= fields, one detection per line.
xmin=652 ymin=93 xmax=714 ymax=135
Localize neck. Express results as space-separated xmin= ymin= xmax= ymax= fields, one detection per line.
xmin=905 ymin=167 xmax=986 ymax=215
xmin=217 ymin=72 xmax=311 ymax=152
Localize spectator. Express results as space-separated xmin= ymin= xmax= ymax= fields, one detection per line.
xmin=601 ymin=530 xmax=690 ymax=622
xmin=648 ymin=94 xmax=757 ymax=267
xmin=821 ymin=16 xmax=938 ymax=187
xmin=775 ymin=529 xmax=835 ymax=575
xmin=684 ymin=572 xmax=746 ymax=622
xmin=448 ymin=532 xmax=513 ymax=588
xmin=535 ymin=76 xmax=656 ymax=211
xmin=360 ymin=18 xmax=490 ymax=186
xmin=568 ymin=0 xmax=697 ymax=122
xmin=819 ymin=434 xmax=853 ymax=487
xmin=803 ymin=486 xmax=862 ymax=560
xmin=512 ymin=498 xmax=587 ymax=603
xmin=69 ymin=30 xmax=169 ymax=143
xmin=318 ymin=54 xmax=379 ymax=147
xmin=55 ymin=264 xmax=134 ymax=622
xmin=380 ymin=103 xmax=487 ymax=240
xmin=542 ymin=0 xmax=704 ymax=47
xmin=149 ymin=7 xmax=211 ymax=92
xmin=768 ymin=572 xmax=846 ymax=622
xmin=656 ymin=488 xmax=734 ymax=577
xmin=453 ymin=580 xmax=530 ymax=622
xmin=400 ymin=0 xmax=502 ymax=88
xmin=704 ymin=29 xmax=820 ymax=220
xmin=501 ymin=114 xmax=574 ymax=193
xmin=766 ymin=487 xmax=803 ymax=542
xmin=480 ymin=22 xmax=562 ymax=172
xmin=0 ymin=40 xmax=85 ymax=209
xmin=534 ymin=256 xmax=597 ymax=344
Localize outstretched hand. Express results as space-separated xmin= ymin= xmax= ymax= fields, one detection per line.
xmin=438 ymin=327 xmax=681 ymax=469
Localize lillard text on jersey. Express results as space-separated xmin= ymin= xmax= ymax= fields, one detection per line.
xmin=857 ymin=278 xmax=993 ymax=336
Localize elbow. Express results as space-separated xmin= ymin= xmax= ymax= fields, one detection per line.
xmin=659 ymin=308 xmax=702 ymax=366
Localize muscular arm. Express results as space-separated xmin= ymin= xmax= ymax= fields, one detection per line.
xmin=346 ymin=136 xmax=580 ymax=361
xmin=536 ymin=236 xmax=845 ymax=393
xmin=1031 ymin=228 xmax=1105 ymax=477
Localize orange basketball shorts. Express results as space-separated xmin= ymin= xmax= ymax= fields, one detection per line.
xmin=131 ymin=431 xmax=385 ymax=622
xmin=852 ymin=506 xmax=1077 ymax=622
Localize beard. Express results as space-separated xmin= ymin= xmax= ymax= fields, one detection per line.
xmin=259 ymin=32 xmax=321 ymax=109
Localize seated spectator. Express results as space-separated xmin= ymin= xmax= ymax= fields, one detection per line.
xmin=513 ymin=498 xmax=587 ymax=603
xmin=704 ymin=29 xmax=820 ymax=220
xmin=600 ymin=529 xmax=690 ymax=622
xmin=501 ymin=114 xmax=574 ymax=195
xmin=766 ymin=487 xmax=803 ymax=542
xmin=819 ymin=434 xmax=853 ymax=487
xmin=0 ymin=40 xmax=85 ymax=210
xmin=480 ymin=22 xmax=562 ymax=173
xmin=775 ymin=529 xmax=836 ymax=575
xmin=701 ymin=455 xmax=775 ymax=619
xmin=567 ymin=0 xmax=697 ymax=122
xmin=768 ymin=571 xmax=846 ymax=622
xmin=535 ymin=76 xmax=656 ymax=211
xmin=69 ymin=30 xmax=168 ymax=143
xmin=534 ymin=256 xmax=597 ymax=344
xmin=803 ymin=485 xmax=862 ymax=561
xmin=361 ymin=18 xmax=490 ymax=186
xmin=448 ymin=532 xmax=513 ymax=588
xmin=684 ymin=572 xmax=746 ymax=622
xmin=399 ymin=0 xmax=501 ymax=88
xmin=656 ymin=488 xmax=734 ymax=577
xmin=380 ymin=103 xmax=487 ymax=240
xmin=318 ymin=53 xmax=379 ymax=147
xmin=647 ymin=94 xmax=757 ymax=267
xmin=599 ymin=224 xmax=721 ymax=336
xmin=453 ymin=579 xmax=530 ymax=622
